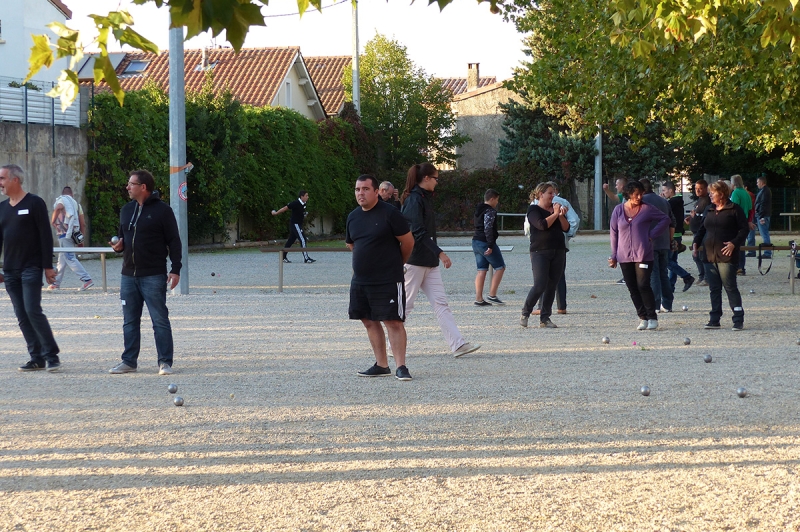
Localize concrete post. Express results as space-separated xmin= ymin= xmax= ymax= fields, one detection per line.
xmin=593 ymin=126 xmax=603 ymax=230
xmin=169 ymin=27 xmax=189 ymax=294
xmin=352 ymin=0 xmax=360 ymax=114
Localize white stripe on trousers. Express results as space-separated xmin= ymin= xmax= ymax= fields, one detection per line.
xmin=294 ymin=223 xmax=310 ymax=260
xmin=396 ymin=282 xmax=404 ymax=320
xmin=403 ymin=264 xmax=465 ymax=352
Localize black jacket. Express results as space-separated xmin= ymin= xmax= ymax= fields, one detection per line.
xmin=755 ymin=186 xmax=772 ymax=218
xmin=473 ymin=203 xmax=498 ymax=246
xmin=693 ymin=201 xmax=749 ymax=263
xmin=689 ymin=195 xmax=711 ymax=234
xmin=401 ymin=185 xmax=442 ymax=267
xmin=118 ymin=194 xmax=182 ymax=277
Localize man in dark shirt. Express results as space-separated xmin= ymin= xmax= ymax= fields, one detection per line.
xmin=640 ymin=178 xmax=675 ymax=312
xmin=662 ymin=181 xmax=695 ymax=292
xmin=755 ymin=175 xmax=772 ymax=257
xmin=686 ymin=179 xmax=710 ymax=285
xmin=271 ymin=191 xmax=315 ymax=263
xmin=378 ymin=181 xmax=402 ymax=209
xmin=346 ymin=175 xmax=415 ymax=381
xmin=0 ymin=164 xmax=61 ymax=372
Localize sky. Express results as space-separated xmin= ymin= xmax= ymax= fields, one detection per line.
xmin=65 ymin=0 xmax=529 ymax=81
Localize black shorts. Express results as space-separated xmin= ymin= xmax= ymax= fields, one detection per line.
xmin=349 ymin=282 xmax=406 ymax=322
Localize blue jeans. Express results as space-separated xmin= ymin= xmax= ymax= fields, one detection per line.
xmin=757 ymin=216 xmax=772 ymax=255
xmin=3 ymin=267 xmax=60 ymax=363
xmin=120 ymin=274 xmax=173 ymax=368
xmin=650 ymin=249 xmax=673 ymax=311
xmin=668 ymin=237 xmax=691 ymax=289
xmin=706 ymin=261 xmax=744 ymax=326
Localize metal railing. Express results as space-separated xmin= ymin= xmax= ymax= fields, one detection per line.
xmin=0 ymin=76 xmax=81 ymax=128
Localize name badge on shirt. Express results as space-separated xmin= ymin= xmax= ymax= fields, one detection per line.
xmin=639 ymin=263 xmax=649 ymax=269
xmin=18 ymin=209 xmax=29 ymax=215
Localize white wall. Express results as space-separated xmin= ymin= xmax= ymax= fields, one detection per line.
xmin=271 ymin=60 xmax=323 ymax=121
xmin=0 ymin=0 xmax=69 ymax=85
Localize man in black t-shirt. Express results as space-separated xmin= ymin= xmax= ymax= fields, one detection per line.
xmin=271 ymin=191 xmax=315 ymax=263
xmin=0 ymin=164 xmax=61 ymax=372
xmin=346 ymin=175 xmax=415 ymax=381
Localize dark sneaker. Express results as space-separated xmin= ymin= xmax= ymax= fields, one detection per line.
xmin=682 ymin=276 xmax=695 ymax=292
xmin=616 ymin=278 xmax=626 ymax=285
xmin=745 ymin=252 xmax=756 ymax=257
xmin=732 ymin=323 xmax=744 ymax=331
xmin=540 ymin=319 xmax=558 ymax=329
xmin=304 ymin=258 xmax=316 ymax=263
xmin=46 ymin=361 xmax=61 ymax=372
xmin=474 ymin=300 xmax=492 ymax=307
xmin=357 ymin=363 xmax=391 ymax=377
xmin=704 ymin=322 xmax=721 ymax=329
xmin=737 ymin=269 xmax=746 ymax=276
xmin=109 ymin=362 xmax=137 ymax=374
xmin=395 ymin=365 xmax=412 ymax=381
xmin=520 ymin=314 xmax=529 ymax=328
xmin=486 ymin=295 xmax=505 ymax=305
xmin=282 ymin=258 xmax=291 ymax=263
xmin=18 ymin=360 xmax=46 ymax=372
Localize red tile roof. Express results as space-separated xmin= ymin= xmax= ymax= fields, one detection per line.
xmin=305 ymin=56 xmax=352 ymax=116
xmin=48 ymin=0 xmax=72 ymax=19
xmin=439 ymin=76 xmax=497 ymax=96
xmin=97 ymin=47 xmax=303 ymax=108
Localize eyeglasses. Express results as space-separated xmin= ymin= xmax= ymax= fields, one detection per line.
xmin=429 ymin=176 xmax=439 ymax=181
xmin=128 ymin=182 xmax=143 ymax=187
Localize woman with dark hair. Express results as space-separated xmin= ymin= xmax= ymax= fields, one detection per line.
xmin=692 ymin=180 xmax=749 ymax=330
xmin=609 ymin=180 xmax=671 ymax=330
xmin=520 ymin=182 xmax=569 ymax=328
xmin=400 ymin=163 xmax=480 ymax=358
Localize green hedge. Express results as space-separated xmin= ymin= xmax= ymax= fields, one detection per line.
xmin=86 ymin=82 xmax=361 ymax=244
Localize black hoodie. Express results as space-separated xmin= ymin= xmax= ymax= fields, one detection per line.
xmin=118 ymin=194 xmax=182 ymax=277
xmin=472 ymin=203 xmax=498 ymax=246
xmin=401 ymin=185 xmax=442 ymax=267
xmin=693 ymin=201 xmax=749 ymax=263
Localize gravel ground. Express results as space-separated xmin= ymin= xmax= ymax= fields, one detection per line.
xmin=1 ymin=234 xmax=799 ymax=531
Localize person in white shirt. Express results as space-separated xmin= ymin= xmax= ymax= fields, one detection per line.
xmin=49 ymin=186 xmax=93 ymax=290
xmin=524 ymin=181 xmax=580 ymax=314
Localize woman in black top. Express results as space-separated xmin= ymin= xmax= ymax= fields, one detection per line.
xmin=521 ymin=182 xmax=569 ymax=328
xmin=692 ymin=180 xmax=749 ymax=330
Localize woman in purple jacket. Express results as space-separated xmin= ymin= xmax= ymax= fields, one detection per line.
xmin=609 ymin=181 xmax=671 ymax=330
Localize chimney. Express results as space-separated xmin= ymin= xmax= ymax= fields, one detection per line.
xmin=201 ymin=47 xmax=209 ymax=70
xmin=467 ymin=63 xmax=480 ymax=91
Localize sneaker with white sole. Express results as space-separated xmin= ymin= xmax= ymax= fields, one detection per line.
xmin=357 ymin=363 xmax=392 ymax=377
xmin=109 ymin=362 xmax=136 ymax=374
xmin=486 ymin=295 xmax=505 ymax=305
xmin=453 ymin=342 xmax=480 ymax=358
xmin=46 ymin=361 xmax=61 ymax=372
xmin=539 ymin=319 xmax=558 ymax=328
xmin=395 ymin=365 xmax=412 ymax=381
xmin=637 ymin=319 xmax=648 ymax=330
xmin=646 ymin=319 xmax=659 ymax=330
xmin=19 ymin=360 xmax=46 ymax=371
xmin=159 ymin=363 xmax=173 ymax=375
xmin=80 ymin=280 xmax=94 ymax=291
xmin=704 ymin=322 xmax=721 ymax=329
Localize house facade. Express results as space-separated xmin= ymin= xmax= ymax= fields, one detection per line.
xmin=0 ymin=0 xmax=72 ymax=85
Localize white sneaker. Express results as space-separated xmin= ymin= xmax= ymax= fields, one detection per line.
xmin=647 ymin=319 xmax=659 ymax=330
xmin=659 ymin=305 xmax=671 ymax=313
xmin=637 ymin=320 xmax=648 ymax=330
xmin=159 ymin=363 xmax=173 ymax=375
xmin=453 ymin=342 xmax=480 ymax=358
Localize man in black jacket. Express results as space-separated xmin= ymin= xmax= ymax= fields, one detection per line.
xmin=109 ymin=170 xmax=182 ymax=375
xmin=472 ymin=189 xmax=506 ymax=305
xmin=686 ymin=179 xmax=710 ymax=285
xmin=271 ymin=191 xmax=315 ymax=263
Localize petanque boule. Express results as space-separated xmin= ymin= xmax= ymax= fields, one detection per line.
xmin=749 ymin=289 xmax=755 ymax=294
xmin=736 ymin=387 xmax=747 ymax=398
xmin=601 ymin=336 xmax=610 ymax=344
xmin=173 ymin=396 xmax=184 ymax=406
xmin=111 ymin=236 xmax=120 ymax=244
xmin=683 ymin=337 xmax=691 ymax=345
xmin=703 ymin=354 xmax=712 ymax=363
xmin=211 ymin=272 xmax=215 ymax=276
xmin=167 ymin=384 xmax=178 ymax=394
xmin=682 ymin=305 xmax=688 ymax=311
xmin=796 ymin=339 xmax=800 ymax=346
xmin=640 ymin=386 xmax=650 ymax=396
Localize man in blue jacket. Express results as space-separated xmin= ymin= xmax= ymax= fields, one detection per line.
xmin=109 ymin=170 xmax=182 ymax=376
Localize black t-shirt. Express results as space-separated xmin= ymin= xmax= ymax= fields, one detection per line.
xmin=346 ymin=201 xmax=410 ymax=284
xmin=0 ymin=193 xmax=54 ymax=270
xmin=286 ymin=199 xmax=307 ymax=225
xmin=527 ymin=204 xmax=566 ymax=252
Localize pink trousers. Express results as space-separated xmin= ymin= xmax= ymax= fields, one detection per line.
xmin=404 ymin=264 xmax=465 ymax=353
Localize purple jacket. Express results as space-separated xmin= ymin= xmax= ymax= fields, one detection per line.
xmin=610 ymin=203 xmax=670 ymax=263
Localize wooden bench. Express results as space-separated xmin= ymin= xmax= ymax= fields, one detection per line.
xmin=54 ymin=247 xmax=115 ymax=293
xmin=260 ymin=245 xmax=514 ymax=293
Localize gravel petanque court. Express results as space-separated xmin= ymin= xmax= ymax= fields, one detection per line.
xmin=1 ymin=234 xmax=799 ymax=530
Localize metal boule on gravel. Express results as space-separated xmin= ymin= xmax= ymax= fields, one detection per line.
xmin=703 ymin=354 xmax=712 ymax=363
xmin=173 ymin=396 xmax=184 ymax=406
xmin=601 ymin=336 xmax=610 ymax=344
xmin=682 ymin=305 xmax=688 ymax=311
xmin=211 ymin=272 xmax=216 ymax=276
xmin=749 ymin=289 xmax=755 ymax=294
xmin=167 ymin=384 xmax=178 ymax=394
xmin=683 ymin=337 xmax=691 ymax=345
xmin=736 ymin=387 xmax=747 ymax=398
xmin=640 ymin=386 xmax=650 ymax=396
xmin=796 ymin=339 xmax=800 ymax=346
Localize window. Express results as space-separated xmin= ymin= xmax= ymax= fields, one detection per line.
xmin=285 ymin=81 xmax=292 ymax=107
xmin=0 ymin=20 xmax=5 ymax=44
xmin=123 ymin=60 xmax=150 ymax=74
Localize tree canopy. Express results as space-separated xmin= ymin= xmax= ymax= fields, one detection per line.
xmin=342 ymin=34 xmax=468 ymax=170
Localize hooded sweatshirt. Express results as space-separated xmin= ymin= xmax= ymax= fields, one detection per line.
xmin=472 ymin=203 xmax=498 ymax=246
xmin=118 ymin=193 xmax=182 ymax=277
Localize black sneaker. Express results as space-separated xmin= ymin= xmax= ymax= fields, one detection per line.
xmin=395 ymin=365 xmax=412 ymax=381
xmin=282 ymin=258 xmax=291 ymax=263
xmin=745 ymin=252 xmax=756 ymax=257
xmin=704 ymin=322 xmax=721 ymax=329
xmin=682 ymin=276 xmax=695 ymax=292
xmin=732 ymin=323 xmax=744 ymax=331
xmin=357 ymin=363 xmax=392 ymax=377
xmin=486 ymin=295 xmax=505 ymax=305
xmin=19 ymin=360 xmax=46 ymax=371
xmin=474 ymin=300 xmax=492 ymax=307
xmin=616 ymin=278 xmax=626 ymax=285
xmin=46 ymin=361 xmax=61 ymax=372
xmin=304 ymin=258 xmax=316 ymax=263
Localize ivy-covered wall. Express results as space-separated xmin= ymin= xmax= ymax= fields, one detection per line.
xmin=85 ymin=82 xmax=361 ymax=244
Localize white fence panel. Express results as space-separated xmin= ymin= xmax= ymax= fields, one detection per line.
xmin=0 ymin=83 xmax=80 ymax=128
